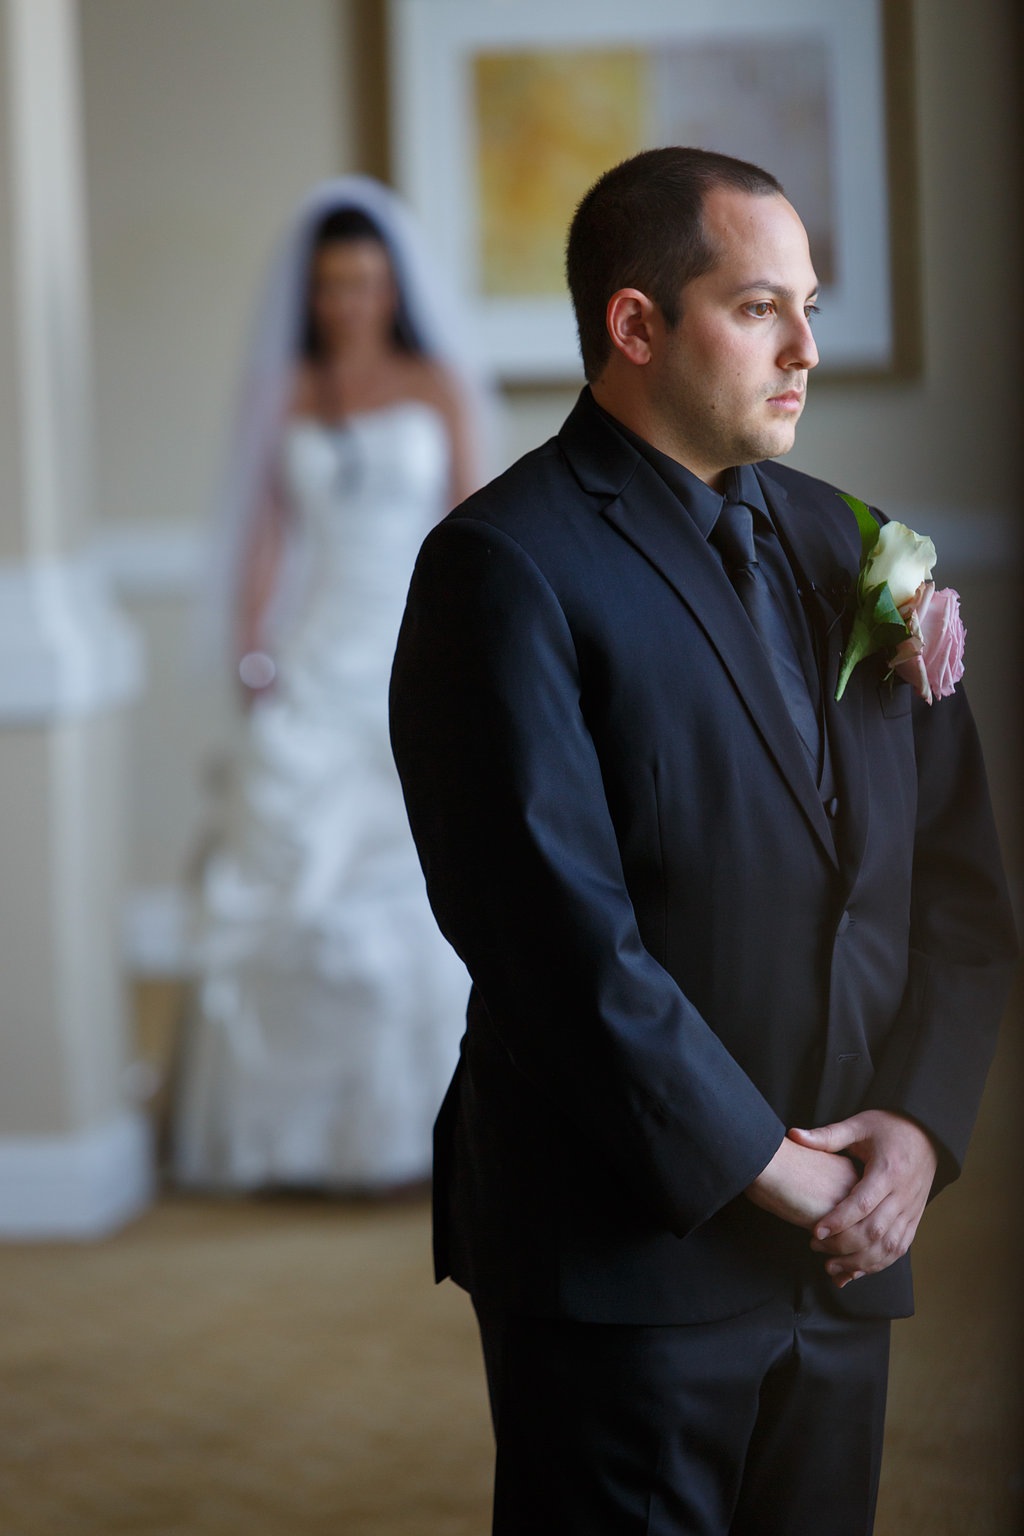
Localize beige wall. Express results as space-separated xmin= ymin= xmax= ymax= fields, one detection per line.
xmin=789 ymin=0 xmax=1021 ymax=508
xmin=80 ymin=0 xmax=348 ymax=532
xmin=77 ymin=0 xmax=1020 ymax=917
xmin=0 ymin=10 xmax=25 ymax=561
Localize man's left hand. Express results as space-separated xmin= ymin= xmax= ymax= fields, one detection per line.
xmin=786 ymin=1111 xmax=939 ymax=1288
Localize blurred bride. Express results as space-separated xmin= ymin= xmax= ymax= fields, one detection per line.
xmin=173 ymin=176 xmax=484 ymax=1193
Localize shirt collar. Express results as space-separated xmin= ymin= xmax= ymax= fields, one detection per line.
xmin=593 ymin=396 xmax=771 ymax=539
xmin=721 ymin=462 xmax=771 ymax=522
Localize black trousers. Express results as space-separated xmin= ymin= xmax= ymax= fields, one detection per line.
xmin=474 ymin=1284 xmax=890 ymax=1536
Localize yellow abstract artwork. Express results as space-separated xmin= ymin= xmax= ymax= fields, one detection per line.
xmin=474 ymin=49 xmax=643 ymax=298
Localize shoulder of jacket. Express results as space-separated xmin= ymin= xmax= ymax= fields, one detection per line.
xmin=440 ymin=435 xmax=582 ymax=539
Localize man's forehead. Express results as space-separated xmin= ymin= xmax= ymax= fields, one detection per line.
xmin=694 ymin=191 xmax=817 ymax=288
xmin=701 ymin=188 xmax=807 ymax=243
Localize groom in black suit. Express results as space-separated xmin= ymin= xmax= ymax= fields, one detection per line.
xmin=389 ymin=148 xmax=1016 ymax=1534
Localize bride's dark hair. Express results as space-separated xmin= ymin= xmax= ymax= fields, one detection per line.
xmin=301 ymin=205 xmax=423 ymax=359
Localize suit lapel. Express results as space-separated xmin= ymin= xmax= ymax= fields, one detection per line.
xmin=559 ymin=397 xmax=837 ymax=866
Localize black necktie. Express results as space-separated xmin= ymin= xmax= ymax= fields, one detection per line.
xmin=711 ymin=499 xmax=821 ymax=772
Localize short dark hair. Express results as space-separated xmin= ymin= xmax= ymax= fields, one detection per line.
xmin=565 ymin=146 xmax=783 ymax=381
xmin=301 ymin=205 xmax=422 ymax=358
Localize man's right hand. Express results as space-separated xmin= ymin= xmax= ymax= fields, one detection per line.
xmin=745 ymin=1133 xmax=859 ymax=1232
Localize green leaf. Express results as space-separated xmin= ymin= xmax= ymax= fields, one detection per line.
xmin=867 ymin=580 xmax=905 ymax=633
xmin=834 ymin=611 xmax=875 ymax=701
xmin=839 ymin=491 xmax=881 ymax=565
xmin=834 ymin=579 xmax=909 ymax=701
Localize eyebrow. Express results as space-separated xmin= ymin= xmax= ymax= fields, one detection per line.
xmin=731 ymin=281 xmax=820 ymax=301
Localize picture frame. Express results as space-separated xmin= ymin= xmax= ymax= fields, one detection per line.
xmin=388 ymin=0 xmax=915 ymax=382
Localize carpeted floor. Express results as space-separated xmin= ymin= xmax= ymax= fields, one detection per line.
xmin=0 ymin=1194 xmax=492 ymax=1535
xmin=0 ymin=992 xmax=1020 ymax=1535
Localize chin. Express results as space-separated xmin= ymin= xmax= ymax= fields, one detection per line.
xmin=733 ymin=436 xmax=789 ymax=467
xmin=756 ymin=426 xmax=799 ymax=461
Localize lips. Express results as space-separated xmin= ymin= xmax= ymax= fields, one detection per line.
xmin=767 ymin=390 xmax=804 ymax=405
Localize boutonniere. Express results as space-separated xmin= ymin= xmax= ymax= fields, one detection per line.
xmin=834 ymin=493 xmax=965 ymax=704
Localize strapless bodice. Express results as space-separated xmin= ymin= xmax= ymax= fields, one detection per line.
xmin=274 ymin=399 xmax=450 ymax=670
xmin=281 ymin=399 xmax=449 ymax=561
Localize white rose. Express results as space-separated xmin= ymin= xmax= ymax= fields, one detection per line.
xmin=863 ymin=520 xmax=936 ymax=607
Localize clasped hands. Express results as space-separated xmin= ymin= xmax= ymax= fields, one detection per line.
xmin=746 ymin=1109 xmax=939 ymax=1289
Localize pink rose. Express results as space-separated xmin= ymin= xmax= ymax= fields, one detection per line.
xmin=919 ymin=584 xmax=966 ymax=699
xmin=893 ymin=582 xmax=966 ymax=705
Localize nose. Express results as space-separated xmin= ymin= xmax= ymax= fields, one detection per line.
xmin=781 ymin=312 xmax=819 ymax=372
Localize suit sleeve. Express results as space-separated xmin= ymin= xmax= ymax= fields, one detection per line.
xmin=867 ymin=682 xmax=1018 ymax=1188
xmin=390 ymin=515 xmax=785 ymax=1236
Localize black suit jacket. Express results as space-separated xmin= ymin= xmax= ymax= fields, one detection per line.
xmin=389 ymin=389 xmax=1016 ymax=1325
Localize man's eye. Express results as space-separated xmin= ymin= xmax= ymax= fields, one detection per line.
xmin=805 ymin=304 xmax=821 ymax=322
xmin=748 ymin=301 xmax=773 ymax=317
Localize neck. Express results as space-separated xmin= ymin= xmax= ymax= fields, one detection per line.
xmin=321 ymin=333 xmax=396 ymax=373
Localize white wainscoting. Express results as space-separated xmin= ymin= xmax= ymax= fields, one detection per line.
xmin=0 ymin=1111 xmax=154 ymax=1240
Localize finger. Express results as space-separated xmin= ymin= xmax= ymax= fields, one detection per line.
xmin=811 ymin=1192 xmax=902 ymax=1257
xmin=828 ymin=1268 xmax=868 ymax=1289
xmin=787 ymin=1124 xmax=836 ymax=1150
xmin=828 ymin=1268 xmax=867 ymax=1289
xmin=826 ymin=1251 xmax=886 ymax=1281
xmin=788 ymin=1117 xmax=867 ymax=1155
xmin=813 ymin=1168 xmax=891 ymax=1241
xmin=819 ymin=1204 xmax=913 ymax=1278
xmin=814 ymin=1185 xmax=930 ymax=1259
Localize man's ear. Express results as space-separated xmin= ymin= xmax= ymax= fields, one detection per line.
xmin=606 ymin=288 xmax=657 ymax=366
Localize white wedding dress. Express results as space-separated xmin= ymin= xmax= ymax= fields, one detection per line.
xmin=174 ymin=402 xmax=468 ymax=1191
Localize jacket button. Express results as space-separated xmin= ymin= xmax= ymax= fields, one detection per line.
xmin=825 ymin=796 xmax=840 ymax=818
xmin=837 ymin=910 xmax=852 ymax=935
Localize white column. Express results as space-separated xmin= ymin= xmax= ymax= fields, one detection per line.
xmin=0 ymin=0 xmax=150 ymax=1238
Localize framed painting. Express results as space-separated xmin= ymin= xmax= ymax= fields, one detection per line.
xmin=389 ymin=0 xmax=913 ymax=381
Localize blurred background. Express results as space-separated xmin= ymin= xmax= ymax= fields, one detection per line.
xmin=0 ymin=1 xmax=1019 ymax=1532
